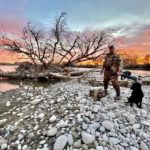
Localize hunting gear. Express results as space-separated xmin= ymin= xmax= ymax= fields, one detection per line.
xmin=101 ymin=45 xmax=123 ymax=100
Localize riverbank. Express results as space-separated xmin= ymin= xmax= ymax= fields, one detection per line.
xmin=0 ymin=77 xmax=150 ymax=150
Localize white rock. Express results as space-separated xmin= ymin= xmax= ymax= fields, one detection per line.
xmin=39 ymin=140 xmax=46 ymax=145
xmin=17 ymin=144 xmax=22 ymax=150
xmin=107 ymin=103 xmax=119 ymax=110
xmin=18 ymin=134 xmax=24 ymax=141
xmin=0 ymin=137 xmax=7 ymax=146
xmin=141 ymin=110 xmax=147 ymax=117
xmin=31 ymin=99 xmax=42 ymax=105
xmin=53 ymin=135 xmax=67 ymax=150
xmin=47 ymin=127 xmax=57 ymax=137
xmin=141 ymin=121 xmax=150 ymax=127
xmin=38 ymin=113 xmax=45 ymax=119
xmin=102 ymin=134 xmax=108 ymax=143
xmin=81 ymin=132 xmax=95 ymax=144
xmin=22 ymin=145 xmax=28 ymax=150
xmin=102 ymin=121 xmax=114 ymax=130
xmin=1 ymin=143 xmax=7 ymax=150
xmin=96 ymin=146 xmax=104 ymax=150
xmin=49 ymin=115 xmax=57 ymax=123
xmin=109 ymin=137 xmax=120 ymax=145
xmin=127 ymin=114 xmax=136 ymax=124
xmin=28 ymin=133 xmax=34 ymax=139
xmin=140 ymin=142 xmax=148 ymax=150
xmin=93 ymin=107 xmax=99 ymax=113
xmin=130 ymin=146 xmax=138 ymax=150
xmin=56 ymin=120 xmax=68 ymax=128
xmin=89 ymin=123 xmax=100 ymax=130
xmin=6 ymin=101 xmax=10 ymax=107
xmin=73 ymin=141 xmax=81 ymax=148
xmin=56 ymin=97 xmax=63 ymax=102
xmin=79 ymin=99 xmax=87 ymax=104
xmin=82 ymin=123 xmax=88 ymax=130
xmin=67 ymin=134 xmax=74 ymax=145
xmin=107 ymin=112 xmax=116 ymax=118
xmin=0 ymin=119 xmax=7 ymax=125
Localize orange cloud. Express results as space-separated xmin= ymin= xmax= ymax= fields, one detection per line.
xmin=115 ymin=26 xmax=150 ymax=57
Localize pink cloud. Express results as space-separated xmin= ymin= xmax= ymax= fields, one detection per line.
xmin=114 ymin=26 xmax=150 ymax=57
xmin=0 ymin=11 xmax=26 ymax=35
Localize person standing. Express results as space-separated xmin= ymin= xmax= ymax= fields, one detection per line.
xmin=101 ymin=45 xmax=123 ymax=100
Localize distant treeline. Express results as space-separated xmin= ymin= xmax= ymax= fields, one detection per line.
xmin=124 ymin=64 xmax=150 ymax=70
xmin=76 ymin=64 xmax=150 ymax=70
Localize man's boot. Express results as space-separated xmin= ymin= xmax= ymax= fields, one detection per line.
xmin=114 ymin=88 xmax=120 ymax=100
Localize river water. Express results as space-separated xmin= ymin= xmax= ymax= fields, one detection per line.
xmin=0 ymin=65 xmax=150 ymax=92
xmin=0 ymin=65 xmax=52 ymax=92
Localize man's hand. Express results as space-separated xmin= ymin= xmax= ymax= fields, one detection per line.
xmin=117 ymin=70 xmax=122 ymax=76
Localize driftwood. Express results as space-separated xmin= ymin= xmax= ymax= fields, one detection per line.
xmin=0 ymin=71 xmax=76 ymax=81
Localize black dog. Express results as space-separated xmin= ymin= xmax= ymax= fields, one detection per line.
xmin=128 ymin=82 xmax=144 ymax=108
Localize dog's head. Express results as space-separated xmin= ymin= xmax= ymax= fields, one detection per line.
xmin=123 ymin=71 xmax=131 ymax=76
xmin=130 ymin=82 xmax=142 ymax=90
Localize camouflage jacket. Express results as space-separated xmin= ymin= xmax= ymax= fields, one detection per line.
xmin=103 ymin=53 xmax=123 ymax=73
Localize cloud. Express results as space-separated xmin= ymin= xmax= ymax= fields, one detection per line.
xmin=0 ymin=11 xmax=26 ymax=35
xmin=114 ymin=23 xmax=150 ymax=56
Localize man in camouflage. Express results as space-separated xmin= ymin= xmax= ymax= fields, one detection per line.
xmin=101 ymin=45 xmax=123 ymax=100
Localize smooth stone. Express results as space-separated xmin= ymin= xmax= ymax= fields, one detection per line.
xmin=127 ymin=114 xmax=136 ymax=124
xmin=96 ymin=146 xmax=104 ymax=150
xmin=0 ymin=119 xmax=7 ymax=125
xmin=31 ymin=99 xmax=42 ymax=105
xmin=1 ymin=143 xmax=7 ymax=150
xmin=89 ymin=123 xmax=100 ymax=130
xmin=102 ymin=121 xmax=114 ymax=130
xmin=107 ymin=112 xmax=116 ymax=118
xmin=141 ymin=121 xmax=150 ymax=127
xmin=81 ymin=132 xmax=95 ymax=144
xmin=0 ymin=137 xmax=7 ymax=146
xmin=38 ymin=113 xmax=45 ymax=119
xmin=47 ymin=127 xmax=58 ymax=137
xmin=82 ymin=123 xmax=88 ymax=130
xmin=39 ymin=140 xmax=46 ymax=145
xmin=49 ymin=115 xmax=57 ymax=123
xmin=28 ymin=133 xmax=34 ymax=139
xmin=130 ymin=146 xmax=138 ymax=150
xmin=102 ymin=134 xmax=108 ymax=143
xmin=56 ymin=121 xmax=68 ymax=128
xmin=53 ymin=135 xmax=67 ymax=150
xmin=107 ymin=103 xmax=119 ymax=110
xmin=67 ymin=134 xmax=74 ymax=146
xmin=82 ymin=144 xmax=89 ymax=150
xmin=73 ymin=141 xmax=81 ymax=148
xmin=6 ymin=101 xmax=11 ymax=107
xmin=109 ymin=137 xmax=120 ymax=145
xmin=79 ymin=99 xmax=87 ymax=104
xmin=140 ymin=142 xmax=148 ymax=150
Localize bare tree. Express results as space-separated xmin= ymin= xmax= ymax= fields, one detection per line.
xmin=0 ymin=23 xmax=51 ymax=68
xmin=59 ymin=29 xmax=112 ymax=66
xmin=0 ymin=12 xmax=112 ymax=68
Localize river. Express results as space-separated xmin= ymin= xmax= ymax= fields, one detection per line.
xmin=0 ymin=65 xmax=150 ymax=92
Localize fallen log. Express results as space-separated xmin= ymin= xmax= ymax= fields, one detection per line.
xmin=0 ymin=71 xmax=76 ymax=81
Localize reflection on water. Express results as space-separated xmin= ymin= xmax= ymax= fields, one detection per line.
xmin=0 ymin=65 xmax=18 ymax=72
xmin=0 ymin=82 xmax=19 ymax=92
xmin=129 ymin=70 xmax=150 ymax=76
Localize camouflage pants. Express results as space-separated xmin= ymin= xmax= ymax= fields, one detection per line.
xmin=103 ymin=71 xmax=120 ymax=96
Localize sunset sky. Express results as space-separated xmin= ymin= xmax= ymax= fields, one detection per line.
xmin=0 ymin=0 xmax=150 ymax=63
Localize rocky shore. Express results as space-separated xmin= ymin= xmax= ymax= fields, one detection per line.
xmin=0 ymin=79 xmax=150 ymax=150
